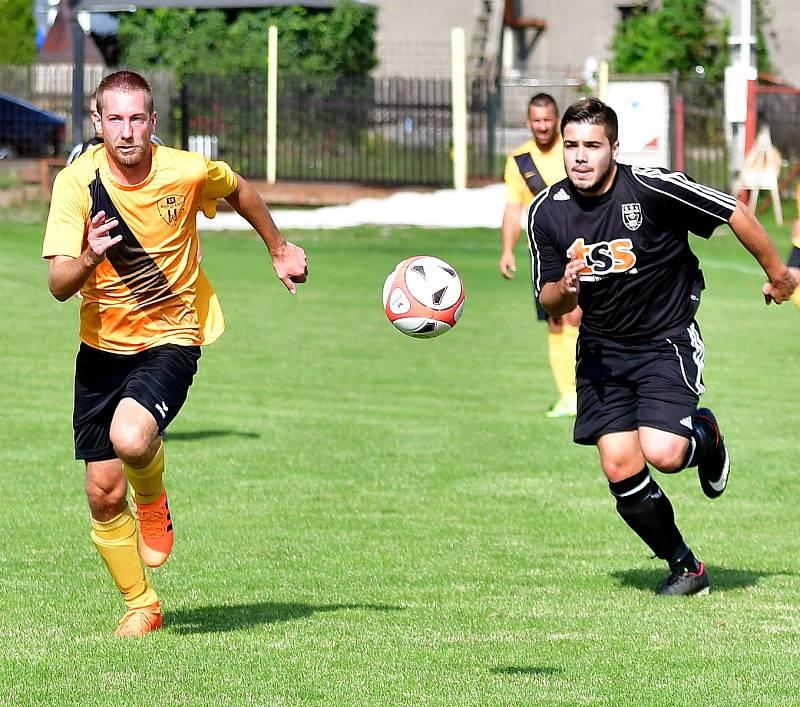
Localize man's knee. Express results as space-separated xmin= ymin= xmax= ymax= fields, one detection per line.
xmin=110 ymin=398 xmax=159 ymax=465
xmin=85 ymin=460 xmax=128 ymax=520
xmin=641 ymin=436 xmax=689 ymax=473
xmin=110 ymin=420 xmax=155 ymax=464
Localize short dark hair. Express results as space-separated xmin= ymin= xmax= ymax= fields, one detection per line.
xmin=561 ymin=98 xmax=618 ymax=145
xmin=528 ymin=93 xmax=559 ymax=115
xmin=96 ymin=70 xmax=154 ymax=116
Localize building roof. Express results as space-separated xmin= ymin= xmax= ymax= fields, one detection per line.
xmin=38 ymin=5 xmax=105 ymax=64
xmin=75 ymin=0 xmax=353 ymax=9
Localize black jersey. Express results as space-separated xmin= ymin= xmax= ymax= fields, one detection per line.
xmin=528 ymin=163 xmax=736 ymax=341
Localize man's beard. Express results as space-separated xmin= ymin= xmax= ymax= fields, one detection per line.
xmin=111 ymin=142 xmax=147 ymax=167
xmin=573 ymin=158 xmax=614 ymax=195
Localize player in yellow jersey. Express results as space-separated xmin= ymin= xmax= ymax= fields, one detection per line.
xmin=789 ymin=182 xmax=800 ymax=309
xmin=43 ymin=71 xmax=308 ymax=637
xmin=499 ymin=93 xmax=581 ymax=417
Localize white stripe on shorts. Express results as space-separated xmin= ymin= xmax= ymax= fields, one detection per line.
xmin=666 ymin=322 xmax=705 ymax=396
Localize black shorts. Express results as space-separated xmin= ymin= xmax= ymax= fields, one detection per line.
xmin=573 ymin=322 xmax=705 ymax=445
xmin=73 ymin=342 xmax=201 ymax=461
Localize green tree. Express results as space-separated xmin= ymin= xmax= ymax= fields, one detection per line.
xmin=610 ymin=0 xmax=729 ymax=85
xmin=0 ymin=0 xmax=37 ymax=65
xmin=118 ymin=0 xmax=376 ymax=80
xmin=753 ymin=0 xmax=773 ymax=76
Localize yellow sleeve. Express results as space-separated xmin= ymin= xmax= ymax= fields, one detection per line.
xmin=42 ymin=168 xmax=89 ymax=259
xmin=200 ymin=159 xmax=238 ymax=218
xmin=504 ymin=153 xmax=528 ymax=205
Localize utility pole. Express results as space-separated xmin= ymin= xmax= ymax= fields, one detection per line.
xmin=69 ymin=0 xmax=85 ymax=144
xmin=724 ymin=0 xmax=757 ymax=174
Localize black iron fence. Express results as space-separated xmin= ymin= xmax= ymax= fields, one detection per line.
xmin=756 ymin=85 xmax=800 ymax=166
xmin=179 ymin=72 xmax=497 ymax=185
xmin=678 ymin=79 xmax=728 ymax=191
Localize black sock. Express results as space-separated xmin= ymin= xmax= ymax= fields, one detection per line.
xmin=668 ymin=546 xmax=702 ymax=575
xmin=609 ymin=467 xmax=691 ymax=565
xmin=682 ymin=412 xmax=718 ymax=468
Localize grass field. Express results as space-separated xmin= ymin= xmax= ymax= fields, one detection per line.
xmin=1 ymin=199 xmax=799 ymax=706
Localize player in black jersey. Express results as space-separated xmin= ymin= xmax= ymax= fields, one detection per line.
xmin=528 ymin=98 xmax=796 ymax=596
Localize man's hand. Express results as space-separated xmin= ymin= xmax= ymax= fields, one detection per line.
xmin=271 ymin=241 xmax=308 ymax=295
xmin=762 ymin=267 xmax=797 ymax=305
xmin=86 ymin=210 xmax=122 ymax=264
xmin=499 ymin=251 xmax=517 ymax=279
xmin=560 ymin=251 xmax=585 ymax=296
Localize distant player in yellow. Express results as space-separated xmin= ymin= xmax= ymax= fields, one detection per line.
xmin=499 ymin=93 xmax=581 ymax=417
xmin=789 ymin=182 xmax=800 ymax=308
xmin=43 ymin=71 xmax=308 ymax=637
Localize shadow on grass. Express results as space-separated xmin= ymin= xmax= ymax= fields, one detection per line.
xmin=164 ymin=429 xmax=260 ymax=442
xmin=612 ymin=565 xmax=785 ymax=593
xmin=167 ymin=601 xmax=404 ymax=634
xmin=490 ymin=666 xmax=562 ymax=677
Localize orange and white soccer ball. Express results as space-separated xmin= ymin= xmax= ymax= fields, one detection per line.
xmin=382 ymin=255 xmax=465 ymax=338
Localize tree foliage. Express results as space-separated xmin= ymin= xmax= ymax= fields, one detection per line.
xmin=0 ymin=0 xmax=37 ymax=65
xmin=610 ymin=0 xmax=729 ymax=85
xmin=118 ymin=0 xmax=376 ymax=81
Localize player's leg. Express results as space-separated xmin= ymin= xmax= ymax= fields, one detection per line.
xmin=73 ymin=343 xmax=162 ymax=635
xmin=110 ymin=396 xmax=173 ymax=568
xmin=577 ymin=338 xmax=707 ymax=596
xmin=647 ymin=322 xmax=730 ymax=498
xmin=598 ymin=431 xmax=706 ymax=593
xmin=112 ymin=344 xmax=201 ymax=568
xmin=544 ymin=311 xmax=576 ymax=418
xmin=558 ymin=306 xmax=581 ymax=415
xmin=86 ymin=459 xmax=162 ymax=637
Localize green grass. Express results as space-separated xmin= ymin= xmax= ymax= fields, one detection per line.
xmin=1 ymin=203 xmax=799 ymax=706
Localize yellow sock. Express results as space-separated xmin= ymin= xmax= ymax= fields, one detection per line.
xmin=91 ymin=509 xmax=159 ymax=609
xmin=548 ymin=332 xmax=570 ymax=395
xmin=124 ymin=441 xmax=164 ymax=505
xmin=560 ymin=324 xmax=579 ymax=394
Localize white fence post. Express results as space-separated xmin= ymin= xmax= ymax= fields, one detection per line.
xmin=451 ymin=27 xmax=467 ymax=191
xmin=267 ymin=25 xmax=278 ymax=185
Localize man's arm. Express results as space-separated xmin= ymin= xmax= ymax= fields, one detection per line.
xmin=728 ymin=200 xmax=796 ymax=304
xmin=499 ymin=202 xmax=523 ymax=279
xmin=224 ymin=174 xmax=307 ymax=295
xmin=538 ymin=256 xmax=584 ymax=318
xmin=47 ymin=210 xmax=121 ymax=301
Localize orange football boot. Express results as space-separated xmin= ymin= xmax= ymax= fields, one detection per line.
xmin=114 ymin=602 xmax=163 ymax=637
xmin=134 ymin=489 xmax=174 ymax=568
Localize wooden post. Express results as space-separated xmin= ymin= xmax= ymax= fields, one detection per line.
xmin=598 ymin=60 xmax=609 ymax=102
xmin=673 ymin=94 xmax=685 ymax=172
xmin=266 ymin=25 xmax=278 ymax=185
xmin=451 ymin=27 xmax=467 ymax=191
xmin=744 ymin=79 xmax=757 ymax=156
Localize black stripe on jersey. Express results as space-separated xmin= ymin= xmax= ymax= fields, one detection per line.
xmin=526 ymin=186 xmax=552 ymax=297
xmin=631 ymin=166 xmax=736 ymax=222
xmin=89 ymin=169 xmax=175 ymax=307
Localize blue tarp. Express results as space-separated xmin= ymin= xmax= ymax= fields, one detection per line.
xmin=0 ymin=91 xmax=65 ymax=157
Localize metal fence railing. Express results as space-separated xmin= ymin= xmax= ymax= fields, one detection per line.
xmin=756 ymin=85 xmax=800 ymax=166
xmin=678 ymin=79 xmax=728 ymax=191
xmin=0 ymin=64 xmax=177 ymax=153
xmin=180 ymin=72 xmax=497 ymax=186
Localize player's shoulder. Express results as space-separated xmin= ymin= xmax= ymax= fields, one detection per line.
xmin=627 ymin=163 xmax=735 ymax=209
xmin=531 ymin=178 xmax=572 ymax=210
xmin=627 ymin=163 xmax=706 ymax=194
xmin=56 ymin=145 xmax=101 ymax=187
xmin=508 ymin=139 xmax=536 ymax=158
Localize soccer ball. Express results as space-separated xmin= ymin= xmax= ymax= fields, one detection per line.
xmin=382 ymin=256 xmax=465 ymax=338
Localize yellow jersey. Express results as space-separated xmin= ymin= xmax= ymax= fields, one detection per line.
xmin=503 ymin=136 xmax=566 ymax=208
xmin=43 ymin=144 xmax=235 ymax=354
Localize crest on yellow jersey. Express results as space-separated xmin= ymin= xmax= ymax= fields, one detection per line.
xmin=157 ymin=194 xmax=186 ymax=226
